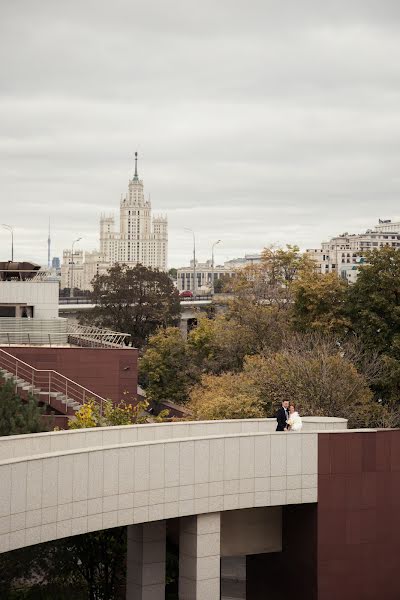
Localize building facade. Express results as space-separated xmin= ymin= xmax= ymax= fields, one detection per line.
xmin=177 ymin=260 xmax=237 ymax=292
xmin=99 ymin=153 xmax=167 ymax=270
xmin=61 ymin=154 xmax=168 ymax=291
xmin=306 ymin=219 xmax=400 ymax=282
xmin=177 ymin=254 xmax=262 ymax=292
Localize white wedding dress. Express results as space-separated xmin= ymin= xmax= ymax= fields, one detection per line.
xmin=289 ymin=411 xmax=303 ymax=431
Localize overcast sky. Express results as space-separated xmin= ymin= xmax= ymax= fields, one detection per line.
xmin=1 ymin=1 xmax=400 ymax=268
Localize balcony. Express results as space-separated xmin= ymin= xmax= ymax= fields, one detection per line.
xmin=0 ymin=318 xmax=130 ymax=348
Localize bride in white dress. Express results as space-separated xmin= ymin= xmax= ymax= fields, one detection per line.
xmin=287 ymin=404 xmax=302 ymax=431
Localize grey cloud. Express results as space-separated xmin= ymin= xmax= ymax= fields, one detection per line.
xmin=0 ymin=0 xmax=400 ymax=266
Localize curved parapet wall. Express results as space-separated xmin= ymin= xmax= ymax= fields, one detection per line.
xmin=0 ymin=417 xmax=347 ymax=461
xmin=0 ymin=417 xmax=347 ymax=554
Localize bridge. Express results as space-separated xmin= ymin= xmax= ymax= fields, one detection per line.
xmin=0 ymin=417 xmax=398 ymax=599
xmin=58 ymin=299 xmax=213 ymax=336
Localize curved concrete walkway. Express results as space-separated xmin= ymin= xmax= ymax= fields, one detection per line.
xmin=0 ymin=416 xmax=347 ymax=555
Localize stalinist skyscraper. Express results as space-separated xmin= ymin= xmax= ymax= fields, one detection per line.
xmin=100 ymin=153 xmax=168 ymax=271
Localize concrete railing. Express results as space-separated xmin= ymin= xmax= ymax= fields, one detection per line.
xmin=0 ymin=417 xmax=347 ymax=461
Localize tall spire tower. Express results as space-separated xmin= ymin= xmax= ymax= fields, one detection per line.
xmin=47 ymin=218 xmax=51 ymax=268
xmin=133 ymin=151 xmax=138 ymax=181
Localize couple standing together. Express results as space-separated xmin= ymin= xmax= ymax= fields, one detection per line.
xmin=276 ymin=400 xmax=302 ymax=432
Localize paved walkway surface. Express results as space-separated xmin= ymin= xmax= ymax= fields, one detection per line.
xmin=221 ymin=557 xmax=246 ymax=599
xmin=221 ymin=578 xmax=246 ymax=599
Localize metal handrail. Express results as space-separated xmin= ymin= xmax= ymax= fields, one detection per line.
xmin=0 ymin=348 xmax=105 ymax=414
xmin=0 ymin=331 xmax=130 ymax=348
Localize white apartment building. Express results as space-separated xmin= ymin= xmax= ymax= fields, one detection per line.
xmin=177 ymin=260 xmax=237 ymax=292
xmin=306 ymin=219 xmax=400 ymax=282
xmin=61 ymin=154 xmax=168 ymax=291
xmin=61 ymin=249 xmax=110 ymax=291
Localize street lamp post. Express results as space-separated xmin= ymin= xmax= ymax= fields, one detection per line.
xmin=70 ymin=237 xmax=82 ymax=298
xmin=2 ymin=224 xmax=14 ymax=262
xmin=184 ymin=228 xmax=196 ymax=297
xmin=211 ymin=239 xmax=221 ymax=295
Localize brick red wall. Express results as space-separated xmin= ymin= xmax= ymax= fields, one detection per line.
xmin=318 ymin=430 xmax=400 ymax=600
xmin=7 ymin=346 xmax=138 ymax=404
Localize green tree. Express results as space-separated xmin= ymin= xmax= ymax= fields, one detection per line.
xmin=345 ymin=247 xmax=400 ymax=404
xmin=168 ymin=267 xmax=177 ymax=280
xmin=346 ymin=247 xmax=400 ymax=354
xmin=0 ymin=380 xmax=45 ymax=436
xmin=140 ymin=327 xmax=196 ymax=405
xmin=213 ymin=274 xmax=232 ymax=293
xmin=188 ymin=315 xmax=255 ymax=374
xmin=81 ymin=264 xmax=180 ymax=348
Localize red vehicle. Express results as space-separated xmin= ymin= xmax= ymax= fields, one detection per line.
xmin=179 ymin=290 xmax=193 ymax=299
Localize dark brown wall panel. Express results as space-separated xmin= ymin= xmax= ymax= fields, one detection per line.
xmin=247 ymin=503 xmax=317 ymax=600
xmin=318 ymin=430 xmax=400 ymax=600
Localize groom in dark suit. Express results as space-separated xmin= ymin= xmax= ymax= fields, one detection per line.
xmin=276 ymin=400 xmax=289 ymax=431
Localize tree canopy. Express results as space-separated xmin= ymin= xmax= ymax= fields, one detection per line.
xmin=137 ymin=245 xmax=400 ymax=427
xmin=139 ymin=327 xmax=196 ymax=405
xmin=292 ymin=271 xmax=350 ymax=334
xmin=346 ymin=247 xmax=400 ymax=354
xmin=82 ymin=264 xmax=180 ymax=348
xmin=0 ymin=380 xmax=46 ymax=437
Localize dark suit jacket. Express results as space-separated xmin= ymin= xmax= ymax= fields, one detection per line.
xmin=276 ymin=407 xmax=288 ymax=431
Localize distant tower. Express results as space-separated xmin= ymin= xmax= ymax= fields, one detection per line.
xmin=47 ymin=218 xmax=51 ymax=268
xmin=97 ymin=153 xmax=168 ymax=270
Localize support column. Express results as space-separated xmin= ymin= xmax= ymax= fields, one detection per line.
xmin=126 ymin=521 xmax=166 ymax=600
xmin=179 ymin=512 xmax=221 ymax=600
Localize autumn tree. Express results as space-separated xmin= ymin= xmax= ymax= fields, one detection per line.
xmin=189 ymin=373 xmax=264 ymax=420
xmin=229 ymin=245 xmax=314 ymax=308
xmin=292 ymin=271 xmax=350 ymax=334
xmin=82 ymin=264 xmax=180 ymax=348
xmin=243 ymin=346 xmax=379 ymax=428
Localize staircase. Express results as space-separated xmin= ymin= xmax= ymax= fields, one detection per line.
xmin=0 ymin=348 xmax=106 ymax=423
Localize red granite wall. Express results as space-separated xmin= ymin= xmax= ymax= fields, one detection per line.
xmin=318 ymin=430 xmax=400 ymax=600
xmin=7 ymin=346 xmax=138 ymax=404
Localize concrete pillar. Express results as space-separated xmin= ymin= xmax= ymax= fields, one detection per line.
xmin=180 ymin=316 xmax=189 ymax=339
xmin=126 ymin=521 xmax=166 ymax=600
xmin=179 ymin=512 xmax=221 ymax=600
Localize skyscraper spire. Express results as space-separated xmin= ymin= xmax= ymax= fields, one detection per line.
xmin=134 ymin=152 xmax=138 ymax=180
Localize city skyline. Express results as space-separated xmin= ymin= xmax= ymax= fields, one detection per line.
xmin=1 ymin=2 xmax=400 ymax=267
xmin=1 ymin=208 xmax=400 ymax=270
